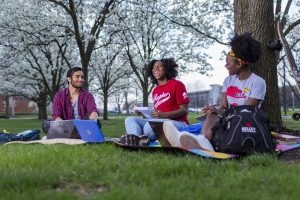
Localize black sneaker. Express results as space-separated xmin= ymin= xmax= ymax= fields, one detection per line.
xmin=120 ymin=134 xmax=149 ymax=146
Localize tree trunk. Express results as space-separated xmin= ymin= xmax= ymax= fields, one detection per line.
xmin=5 ymin=94 xmax=10 ymax=119
xmin=37 ymin=92 xmax=48 ymax=120
xmin=103 ymin=93 xmax=108 ymax=120
xmin=37 ymin=102 xmax=48 ymax=120
xmin=234 ymin=0 xmax=282 ymax=126
xmin=117 ymin=103 xmax=121 ymax=114
xmin=10 ymin=97 xmax=15 ymax=117
xmin=143 ymin=89 xmax=149 ymax=106
xmin=124 ymin=91 xmax=130 ymax=114
xmin=82 ymin=58 xmax=90 ymax=90
xmin=142 ymin=67 xmax=150 ymax=106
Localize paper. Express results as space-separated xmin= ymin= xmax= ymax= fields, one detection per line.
xmin=133 ymin=106 xmax=154 ymax=119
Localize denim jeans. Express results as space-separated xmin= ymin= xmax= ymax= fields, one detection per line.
xmin=124 ymin=116 xmax=187 ymax=141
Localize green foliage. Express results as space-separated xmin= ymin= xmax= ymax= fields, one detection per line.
xmin=0 ymin=115 xmax=300 ymax=199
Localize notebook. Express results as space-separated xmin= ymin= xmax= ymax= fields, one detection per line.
xmin=148 ymin=121 xmax=172 ymax=147
xmin=43 ymin=120 xmax=105 ymax=143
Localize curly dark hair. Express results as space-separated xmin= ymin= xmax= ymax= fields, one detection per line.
xmin=146 ymin=58 xmax=179 ymax=85
xmin=230 ymin=32 xmax=262 ymax=64
xmin=67 ymin=67 xmax=83 ymax=78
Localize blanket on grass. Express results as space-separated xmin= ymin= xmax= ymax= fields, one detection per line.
xmin=114 ymin=141 xmax=237 ymax=159
xmin=4 ymin=137 xmax=120 ymax=145
xmin=4 ymin=138 xmax=86 ymax=145
xmin=114 ymin=141 xmax=300 ymax=160
xmin=5 ymin=137 xmax=300 ymax=160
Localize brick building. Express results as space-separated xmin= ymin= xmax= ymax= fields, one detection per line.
xmin=0 ymin=96 xmax=38 ymax=115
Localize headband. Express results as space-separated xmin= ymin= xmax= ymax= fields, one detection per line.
xmin=229 ymin=50 xmax=248 ymax=65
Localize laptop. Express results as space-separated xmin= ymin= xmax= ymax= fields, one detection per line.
xmin=43 ymin=120 xmax=80 ymax=139
xmin=43 ymin=120 xmax=105 ymax=143
xmin=148 ymin=121 xmax=172 ymax=147
xmin=73 ymin=120 xmax=105 ymax=143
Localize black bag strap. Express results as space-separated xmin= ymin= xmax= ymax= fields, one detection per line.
xmin=224 ymin=105 xmax=263 ymax=117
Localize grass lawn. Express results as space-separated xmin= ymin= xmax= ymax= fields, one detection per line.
xmin=1 ymin=114 xmax=300 ymax=199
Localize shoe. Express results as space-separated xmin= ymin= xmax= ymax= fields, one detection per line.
xmin=163 ymin=121 xmax=181 ymax=147
xmin=120 ymin=134 xmax=149 ymax=146
xmin=179 ymin=133 xmax=215 ymax=151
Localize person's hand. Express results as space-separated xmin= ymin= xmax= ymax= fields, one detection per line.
xmin=202 ymin=105 xmax=218 ymax=114
xmin=135 ymin=111 xmax=143 ymax=116
xmin=151 ymin=109 xmax=163 ymax=118
xmin=54 ymin=117 xmax=63 ymax=121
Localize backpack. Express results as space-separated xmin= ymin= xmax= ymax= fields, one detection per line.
xmin=212 ymin=105 xmax=275 ymax=154
xmin=0 ymin=130 xmax=40 ymax=144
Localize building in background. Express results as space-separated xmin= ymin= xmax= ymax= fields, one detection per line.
xmin=188 ymin=84 xmax=222 ymax=112
xmin=0 ymin=96 xmax=38 ymax=116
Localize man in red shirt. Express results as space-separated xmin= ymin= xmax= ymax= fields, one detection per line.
xmin=124 ymin=58 xmax=190 ymax=143
xmin=52 ymin=67 xmax=99 ymax=121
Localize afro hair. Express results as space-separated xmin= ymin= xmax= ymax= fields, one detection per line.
xmin=146 ymin=58 xmax=179 ymax=85
xmin=229 ymin=33 xmax=262 ymax=64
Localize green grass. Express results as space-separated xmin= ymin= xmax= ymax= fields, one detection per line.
xmin=1 ymin=114 xmax=300 ymax=199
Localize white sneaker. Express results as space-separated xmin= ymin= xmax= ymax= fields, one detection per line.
xmin=163 ymin=121 xmax=181 ymax=147
xmin=179 ymin=133 xmax=215 ymax=151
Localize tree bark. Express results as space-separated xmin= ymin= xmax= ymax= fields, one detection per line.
xmin=37 ymin=92 xmax=49 ymax=120
xmin=5 ymin=94 xmax=10 ymax=119
xmin=103 ymin=93 xmax=108 ymax=120
xmin=234 ymin=0 xmax=282 ymax=126
xmin=38 ymin=103 xmax=48 ymax=120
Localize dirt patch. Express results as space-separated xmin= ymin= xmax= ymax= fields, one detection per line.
xmin=51 ymin=182 xmax=106 ymax=196
xmin=278 ymin=148 xmax=300 ymax=163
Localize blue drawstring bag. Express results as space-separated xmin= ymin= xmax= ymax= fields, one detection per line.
xmin=180 ymin=123 xmax=203 ymax=135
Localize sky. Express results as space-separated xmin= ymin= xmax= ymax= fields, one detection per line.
xmin=179 ymin=44 xmax=229 ymax=92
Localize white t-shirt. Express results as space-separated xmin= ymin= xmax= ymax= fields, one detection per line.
xmin=222 ymin=73 xmax=266 ymax=107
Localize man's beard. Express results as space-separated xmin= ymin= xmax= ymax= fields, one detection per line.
xmin=70 ymin=80 xmax=83 ymax=89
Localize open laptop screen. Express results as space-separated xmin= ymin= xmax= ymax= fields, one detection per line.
xmin=43 ymin=120 xmax=80 ymax=139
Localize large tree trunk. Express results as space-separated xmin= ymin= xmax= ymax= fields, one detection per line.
xmin=234 ymin=0 xmax=282 ymax=126
xmin=143 ymin=89 xmax=149 ymax=106
xmin=38 ymin=104 xmax=48 ymax=120
xmin=37 ymin=102 xmax=48 ymax=120
xmin=37 ymin=93 xmax=48 ymax=120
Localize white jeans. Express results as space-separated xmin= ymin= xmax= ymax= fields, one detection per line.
xmin=124 ymin=116 xmax=187 ymax=141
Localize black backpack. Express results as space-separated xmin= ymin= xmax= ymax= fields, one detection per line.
xmin=212 ymin=105 xmax=275 ymax=155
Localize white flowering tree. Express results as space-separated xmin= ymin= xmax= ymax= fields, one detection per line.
xmin=44 ymin=0 xmax=120 ymax=89
xmin=90 ymin=42 xmax=131 ymax=120
xmin=0 ymin=0 xmax=76 ymax=119
xmin=1 ymin=0 xmax=298 ymax=124
xmin=107 ymin=0 xmax=216 ymax=106
xmin=164 ymin=0 xmax=233 ymax=45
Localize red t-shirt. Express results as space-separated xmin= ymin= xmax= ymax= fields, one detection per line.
xmin=152 ymin=79 xmax=190 ymax=124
